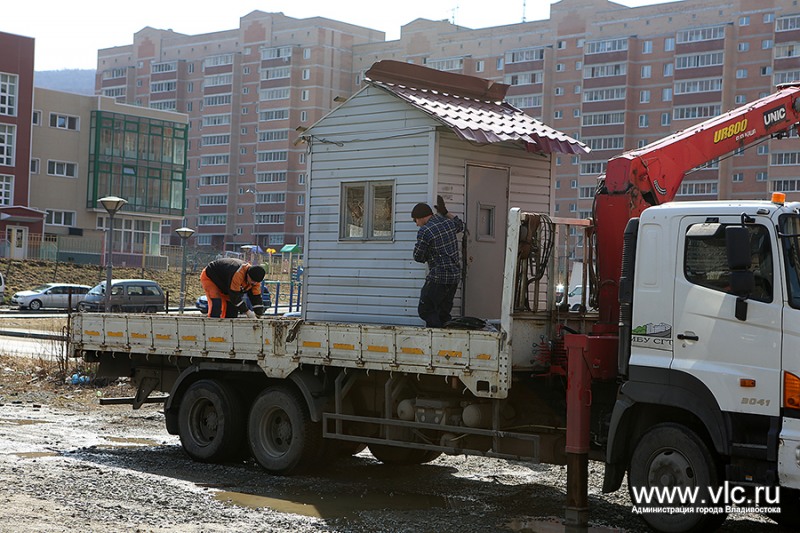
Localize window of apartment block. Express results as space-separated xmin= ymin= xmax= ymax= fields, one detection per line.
xmin=556 ymin=63 xmax=565 ymax=72
xmin=573 ymin=108 xmax=581 ymax=118
xmin=298 ymin=194 xmax=305 ymax=206
xmin=303 ymin=48 xmax=311 ymax=59
xmin=47 ymin=160 xmax=77 ymax=178
xmin=739 ymin=42 xmax=750 ymax=52
xmin=756 ymin=172 xmax=768 ymax=181
xmin=638 ymin=139 xmax=648 ymax=148
xmin=300 ymin=111 xmax=308 ymax=122
xmin=641 ymin=65 xmax=652 ymax=78
xmin=30 ymin=158 xmax=39 ymax=174
xmin=45 ymin=210 xmax=76 ymax=226
xmin=758 ymin=145 xmax=769 ymax=155
xmin=49 ymin=113 xmax=79 ymax=131
xmin=0 ymin=73 xmax=18 ymax=116
xmin=661 ymin=112 xmax=671 ymax=126
xmin=764 ymin=13 xmax=775 ymax=24
xmin=0 ymin=124 xmax=15 ymax=165
xmin=664 ymin=37 xmax=675 ymax=51
xmin=476 ymin=60 xmax=484 ymax=72
xmin=639 ymin=114 xmax=649 ymax=127
xmin=340 ymin=180 xmax=394 ymax=240
xmin=570 ymin=179 xmax=577 ymax=188
xmin=642 ymin=40 xmax=653 ymax=54
xmin=555 ymin=87 xmax=564 ymax=96
xmin=301 ymin=90 xmax=309 ymax=101
xmin=298 ymin=173 xmax=306 ymax=184
xmin=736 ymin=69 xmax=748 ymax=79
xmin=575 ymin=61 xmax=582 ymax=70
xmin=763 ymin=40 xmax=773 ymax=49
xmin=733 ymin=173 xmax=744 ymax=182
xmin=302 ymin=69 xmax=310 ymax=80
xmin=640 ymin=90 xmax=650 ymax=103
xmin=663 ymin=63 xmax=674 ymax=77
xmin=557 ymin=41 xmax=566 ymax=49
xmin=735 ymin=95 xmax=746 ymax=104
xmin=554 ymin=110 xmax=563 ymax=119
xmin=662 ymin=88 xmax=672 ymax=101
xmin=740 ymin=15 xmax=750 ymax=25
xmin=761 ymin=66 xmax=773 ymax=76
xmin=32 ymin=110 xmax=41 ymax=126
xmin=0 ymin=174 xmax=11 ymax=205
xmin=496 ymin=57 xmax=504 ymax=70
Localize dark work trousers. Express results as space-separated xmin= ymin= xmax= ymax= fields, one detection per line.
xmin=418 ymin=280 xmax=458 ymax=328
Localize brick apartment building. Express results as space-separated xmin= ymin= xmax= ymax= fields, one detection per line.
xmin=98 ymin=0 xmax=800 ymax=259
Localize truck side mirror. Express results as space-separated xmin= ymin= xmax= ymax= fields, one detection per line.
xmin=726 ymin=226 xmax=755 ymax=321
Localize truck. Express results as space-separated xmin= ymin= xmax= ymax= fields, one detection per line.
xmin=70 ymin=84 xmax=800 ymax=532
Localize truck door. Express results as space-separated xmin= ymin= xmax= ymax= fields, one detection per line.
xmin=464 ymin=164 xmax=509 ymax=319
xmin=672 ymin=216 xmax=781 ymax=417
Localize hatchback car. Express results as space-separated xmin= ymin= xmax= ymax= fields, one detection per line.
xmin=11 ymin=283 xmax=91 ymax=310
xmin=79 ymin=279 xmax=165 ymax=313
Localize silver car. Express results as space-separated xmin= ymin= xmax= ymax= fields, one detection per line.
xmin=11 ymin=283 xmax=91 ymax=310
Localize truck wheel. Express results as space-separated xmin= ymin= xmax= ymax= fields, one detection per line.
xmin=368 ymin=443 xmax=442 ymax=465
xmin=248 ymin=385 xmax=322 ymax=474
xmin=178 ymin=379 xmax=245 ymax=463
xmin=629 ymin=423 xmax=726 ymax=532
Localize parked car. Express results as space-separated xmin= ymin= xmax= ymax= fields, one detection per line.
xmin=0 ymin=271 xmax=5 ymax=302
xmin=11 ymin=283 xmax=91 ymax=310
xmin=195 ymin=282 xmax=272 ymax=315
xmin=79 ymin=279 xmax=165 ymax=313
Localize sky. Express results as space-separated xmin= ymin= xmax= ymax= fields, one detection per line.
xmin=4 ymin=0 xmax=675 ymax=71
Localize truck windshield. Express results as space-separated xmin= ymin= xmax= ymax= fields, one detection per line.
xmin=780 ymin=214 xmax=800 ymax=309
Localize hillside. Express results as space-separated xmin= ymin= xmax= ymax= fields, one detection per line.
xmin=0 ymin=258 xmax=202 ymax=306
xmin=34 ymin=69 xmax=96 ymax=96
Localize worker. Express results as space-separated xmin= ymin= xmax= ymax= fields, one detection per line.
xmin=200 ymin=258 xmax=266 ymax=318
xmin=412 ymin=196 xmax=465 ymax=327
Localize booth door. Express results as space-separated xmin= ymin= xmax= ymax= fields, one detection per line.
xmin=464 ymin=164 xmax=509 ymax=319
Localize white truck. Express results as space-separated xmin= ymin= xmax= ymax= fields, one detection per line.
xmin=71 ymin=85 xmax=800 ymax=532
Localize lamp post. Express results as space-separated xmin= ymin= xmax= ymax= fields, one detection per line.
xmin=246 ymin=188 xmax=258 ymax=248
xmin=99 ymin=196 xmax=128 ymax=313
xmin=175 ymin=226 xmax=195 ymax=314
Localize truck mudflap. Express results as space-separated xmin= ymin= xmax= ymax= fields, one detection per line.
xmin=779 ymin=417 xmax=800 ymax=489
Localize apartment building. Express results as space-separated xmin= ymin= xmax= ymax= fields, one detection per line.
xmin=99 ymin=0 xmax=800 ymax=259
xmin=96 ymin=12 xmax=384 ymax=251
xmin=0 ymin=31 xmax=40 ymax=259
xmin=29 ymin=88 xmax=188 ymax=266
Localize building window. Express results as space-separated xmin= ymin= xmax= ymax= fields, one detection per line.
xmin=763 ymin=40 xmax=774 ymax=50
xmin=496 ymin=57 xmax=504 ymax=70
xmin=555 ymin=87 xmax=564 ymax=96
xmin=739 ymin=42 xmax=750 ymax=52
xmin=758 ymin=145 xmax=769 ymax=155
xmin=757 ymin=172 xmax=768 ymax=181
xmin=30 ymin=158 xmax=40 ymax=174
xmin=764 ymin=13 xmax=775 ymax=24
xmin=761 ymin=66 xmax=773 ymax=76
xmin=662 ymin=88 xmax=672 ymax=101
xmin=47 ymin=160 xmax=77 ymax=178
xmin=303 ymin=48 xmax=311 ymax=59
xmin=302 ymin=69 xmax=310 ymax=80
xmin=0 ymin=73 xmax=18 ymax=116
xmin=641 ymin=65 xmax=652 ymax=78
xmin=733 ymin=173 xmax=744 ymax=182
xmin=554 ymin=110 xmax=563 ymax=119
xmin=0 ymin=174 xmax=12 ymax=205
xmin=340 ymin=180 xmax=394 ymax=240
xmin=556 ymin=63 xmax=565 ymax=72
xmin=664 ymin=37 xmax=675 ymax=51
xmin=300 ymin=111 xmax=308 ymax=122
xmin=661 ymin=113 xmax=671 ymax=126
xmin=297 ymin=194 xmax=305 ymax=206
xmin=735 ymin=95 xmax=746 ymax=104
xmin=49 ymin=113 xmax=79 ymax=131
xmin=301 ymin=90 xmax=309 ymax=101
xmin=642 ymin=40 xmax=653 ymax=54
xmin=0 ymin=124 xmax=15 ymax=166
xmin=639 ymin=114 xmax=649 ymax=128
xmin=32 ymin=110 xmax=41 ymax=125
xmin=476 ymin=60 xmax=484 ymax=72
xmin=663 ymin=63 xmax=673 ymax=77
xmin=739 ymin=15 xmax=750 ymax=26
xmin=640 ymin=90 xmax=650 ymax=103
xmin=45 ymin=210 xmax=76 ymax=226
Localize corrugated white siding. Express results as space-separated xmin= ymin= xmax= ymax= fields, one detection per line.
xmin=303 ymin=87 xmax=554 ymax=325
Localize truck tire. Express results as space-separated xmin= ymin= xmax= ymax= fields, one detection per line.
xmin=629 ymin=423 xmax=726 ymax=532
xmin=248 ymin=385 xmax=322 ymax=474
xmin=368 ymin=443 xmax=442 ymax=465
xmin=178 ymin=379 xmax=245 ymax=463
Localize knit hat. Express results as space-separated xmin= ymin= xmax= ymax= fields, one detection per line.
xmin=248 ymin=265 xmax=266 ymax=282
xmin=411 ymin=203 xmax=433 ymax=220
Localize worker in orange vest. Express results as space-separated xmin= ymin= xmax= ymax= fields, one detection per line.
xmin=200 ymin=258 xmax=266 ymax=318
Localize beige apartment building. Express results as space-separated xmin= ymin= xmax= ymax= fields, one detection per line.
xmin=30 ymin=88 xmax=188 ymax=266
xmin=98 ymin=0 xmax=800 ymax=259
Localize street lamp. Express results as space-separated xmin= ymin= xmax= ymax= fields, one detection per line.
xmin=246 ymin=188 xmax=258 ymax=247
xmin=175 ymin=226 xmax=196 ymax=314
xmin=99 ymin=196 xmax=128 ymax=313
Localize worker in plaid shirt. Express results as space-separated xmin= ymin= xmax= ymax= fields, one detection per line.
xmin=412 ymin=196 xmax=465 ymax=327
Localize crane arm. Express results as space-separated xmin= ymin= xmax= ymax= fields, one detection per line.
xmin=594 ymin=83 xmax=800 ymax=327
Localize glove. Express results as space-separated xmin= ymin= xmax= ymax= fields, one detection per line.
xmin=245 ymin=310 xmax=256 ymax=319
xmin=435 ymin=195 xmax=448 ymax=216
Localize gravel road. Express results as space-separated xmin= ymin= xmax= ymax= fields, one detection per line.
xmin=0 ymin=353 xmax=791 ymax=533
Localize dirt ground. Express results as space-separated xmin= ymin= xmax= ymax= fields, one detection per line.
xmin=0 ymin=326 xmax=791 ymax=532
